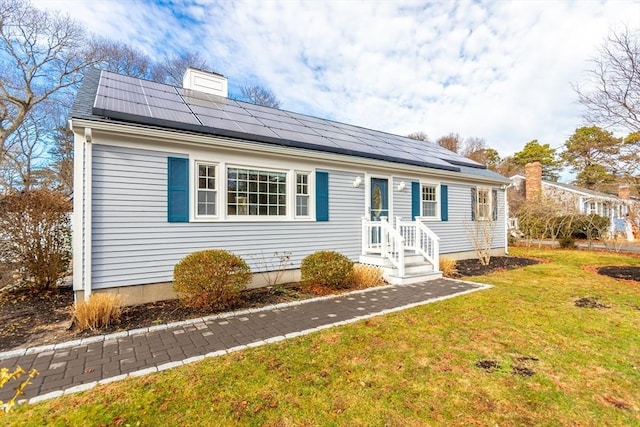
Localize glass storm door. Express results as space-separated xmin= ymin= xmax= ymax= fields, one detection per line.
xmin=370 ymin=178 xmax=389 ymax=246
xmin=370 ymin=178 xmax=389 ymax=221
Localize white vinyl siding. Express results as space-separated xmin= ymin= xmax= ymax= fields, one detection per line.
xmin=394 ymin=181 xmax=505 ymax=254
xmin=90 ymin=145 xmax=363 ymax=289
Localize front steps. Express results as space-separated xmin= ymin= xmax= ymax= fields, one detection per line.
xmin=359 ymin=252 xmax=443 ymax=285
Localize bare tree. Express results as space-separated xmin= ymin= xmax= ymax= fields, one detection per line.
xmin=460 ymin=137 xmax=501 ymax=167
xmin=0 ymin=0 xmax=92 ymax=160
xmin=407 ymin=131 xmax=429 ymax=141
xmin=91 ymin=38 xmax=161 ymax=81
xmin=436 ymin=132 xmax=461 ymax=152
xmin=2 ymin=108 xmax=46 ymax=190
xmin=240 ymin=84 xmax=281 ymax=108
xmin=461 ymin=137 xmax=486 ymax=158
xmin=49 ymin=122 xmax=73 ymax=195
xmin=159 ymin=51 xmax=213 ymax=86
xmin=575 ymin=27 xmax=640 ymax=132
xmin=619 ymin=131 xmax=640 ymax=195
xmin=465 ymin=208 xmax=497 ymax=265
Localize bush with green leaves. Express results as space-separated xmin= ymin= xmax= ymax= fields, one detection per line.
xmin=301 ymin=251 xmax=353 ymax=289
xmin=0 ymin=190 xmax=71 ymax=290
xmin=173 ymin=249 xmax=251 ymax=309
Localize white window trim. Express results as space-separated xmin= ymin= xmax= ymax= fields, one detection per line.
xmin=417 ymin=181 xmax=441 ymax=221
xmin=190 ymin=160 xmax=316 ymax=222
xmin=476 ymin=186 xmax=492 ymax=221
xmin=193 ymin=160 xmax=220 ymax=220
xmin=294 ymin=170 xmax=313 ymax=219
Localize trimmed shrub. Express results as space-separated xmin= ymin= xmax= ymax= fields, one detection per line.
xmin=173 ymin=249 xmax=251 ymax=309
xmin=558 ymin=236 xmax=577 ymax=249
xmin=352 ymin=264 xmax=384 ymax=288
xmin=439 ymin=257 xmax=457 ymax=278
xmin=301 ymin=251 xmax=353 ymax=289
xmin=0 ymin=190 xmax=71 ymax=290
xmin=72 ymin=293 xmax=122 ymax=331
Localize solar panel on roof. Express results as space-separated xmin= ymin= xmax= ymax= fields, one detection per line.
xmin=198 ymin=114 xmax=242 ymax=131
xmin=252 ymin=110 xmax=301 ymax=126
xmin=148 ymin=106 xmax=200 ymax=125
xmin=92 ymin=70 xmax=482 ymax=173
xmin=234 ymin=122 xmax=280 ymax=139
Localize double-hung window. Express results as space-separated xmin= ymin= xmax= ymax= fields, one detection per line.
xmin=421 ymin=184 xmax=438 ymax=218
xmin=227 ymin=167 xmax=287 ymax=216
xmin=296 ymin=172 xmax=310 ymax=217
xmin=196 ymin=163 xmax=217 ymax=217
xmin=476 ymin=188 xmax=491 ymax=220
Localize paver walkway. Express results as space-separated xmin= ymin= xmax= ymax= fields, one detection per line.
xmin=0 ymin=278 xmax=489 ymax=404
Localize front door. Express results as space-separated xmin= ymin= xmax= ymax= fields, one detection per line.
xmin=370 ymin=177 xmax=389 ymax=221
xmin=370 ymin=177 xmax=389 ymax=247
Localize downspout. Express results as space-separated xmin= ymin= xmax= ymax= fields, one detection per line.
xmin=83 ymin=128 xmax=93 ymax=301
xmin=503 ymin=182 xmax=513 ymax=255
xmin=71 ymin=122 xmax=83 ymax=303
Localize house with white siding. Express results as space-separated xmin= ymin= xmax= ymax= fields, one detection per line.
xmin=70 ymin=68 xmax=510 ymax=305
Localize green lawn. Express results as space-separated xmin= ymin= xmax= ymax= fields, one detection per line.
xmin=4 ymin=248 xmax=640 ymax=426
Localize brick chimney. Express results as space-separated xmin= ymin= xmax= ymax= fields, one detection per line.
xmin=525 ymin=162 xmax=542 ymax=203
xmin=618 ymin=184 xmax=630 ymax=200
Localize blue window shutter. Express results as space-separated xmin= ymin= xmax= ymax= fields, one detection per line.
xmin=316 ymin=171 xmax=329 ymax=221
xmin=492 ymin=188 xmax=498 ymax=221
xmin=411 ymin=181 xmax=420 ymax=220
xmin=440 ymin=184 xmax=449 ymax=221
xmin=168 ymin=157 xmax=189 ymax=223
xmin=471 ymin=187 xmax=477 ymax=221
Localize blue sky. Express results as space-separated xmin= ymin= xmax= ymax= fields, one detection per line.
xmin=35 ymin=0 xmax=640 ymax=159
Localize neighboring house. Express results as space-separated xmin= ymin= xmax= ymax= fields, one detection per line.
xmin=69 ymin=68 xmax=510 ymax=305
xmin=511 ymin=162 xmax=640 ymax=238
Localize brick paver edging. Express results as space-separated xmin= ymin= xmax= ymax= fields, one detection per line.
xmin=5 ymin=280 xmax=491 ymax=406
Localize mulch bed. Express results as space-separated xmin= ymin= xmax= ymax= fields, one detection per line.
xmin=0 ymin=285 xmax=317 ymax=352
xmin=596 ymin=266 xmax=640 ymax=282
xmin=453 ymin=256 xmax=541 ymax=277
xmin=0 ymin=255 xmax=540 ymax=352
xmin=574 ymin=297 xmax=609 ymax=309
xmin=0 ymin=287 xmax=73 ymax=352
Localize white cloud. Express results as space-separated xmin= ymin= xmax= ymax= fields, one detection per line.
xmin=33 ymin=0 xmax=640 ymax=158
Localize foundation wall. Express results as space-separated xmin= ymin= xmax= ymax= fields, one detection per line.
xmin=75 ymin=269 xmax=302 ymax=306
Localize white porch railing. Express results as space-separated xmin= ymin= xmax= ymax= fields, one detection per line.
xmin=361 ymin=217 xmax=405 ymax=276
xmin=396 ymin=217 xmax=440 ymax=272
xmin=362 ymin=216 xmax=440 ymax=276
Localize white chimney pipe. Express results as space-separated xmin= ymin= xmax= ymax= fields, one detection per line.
xmin=183 ymin=68 xmax=228 ymax=97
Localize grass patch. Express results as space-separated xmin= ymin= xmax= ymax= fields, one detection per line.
xmin=5 ymin=248 xmax=640 ymax=425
